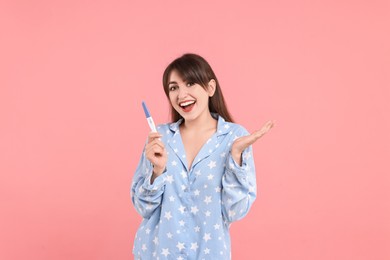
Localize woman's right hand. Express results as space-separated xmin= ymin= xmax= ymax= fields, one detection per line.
xmin=145 ymin=132 xmax=167 ymax=178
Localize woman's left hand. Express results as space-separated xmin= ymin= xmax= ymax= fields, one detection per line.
xmin=231 ymin=120 xmax=274 ymax=166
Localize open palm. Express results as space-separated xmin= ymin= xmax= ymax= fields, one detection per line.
xmin=231 ymin=120 xmax=274 ymax=165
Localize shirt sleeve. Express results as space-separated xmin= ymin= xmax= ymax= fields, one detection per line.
xmin=131 ymin=144 xmax=166 ymax=219
xmin=221 ymin=127 xmax=257 ymax=224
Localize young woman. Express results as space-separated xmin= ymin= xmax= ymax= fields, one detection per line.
xmin=131 ymin=53 xmax=273 ymax=259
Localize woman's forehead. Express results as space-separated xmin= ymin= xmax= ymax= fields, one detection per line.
xmin=169 ymin=69 xmax=189 ymax=83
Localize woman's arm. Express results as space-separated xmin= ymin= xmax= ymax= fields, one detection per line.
xmin=131 ymin=149 xmax=166 ymax=219
xmin=221 ymin=139 xmax=257 ymax=223
xmin=131 ymin=132 xmax=168 ymax=219
xmin=221 ymin=121 xmax=273 ymax=223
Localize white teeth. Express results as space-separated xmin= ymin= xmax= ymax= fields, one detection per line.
xmin=180 ymin=100 xmax=195 ymax=107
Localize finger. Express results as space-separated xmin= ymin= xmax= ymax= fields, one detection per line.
xmin=253 ymin=121 xmax=274 ymax=137
xmin=235 ymin=134 xmax=259 ymax=149
xmin=246 ymin=133 xmax=262 ymax=146
xmin=232 ymin=121 xmax=275 ymax=152
xmin=151 ymin=146 xmax=164 ymax=156
xmin=244 ymin=125 xmax=272 ymax=146
xmin=153 ymin=139 xmax=165 ymax=149
xmin=148 ymin=135 xmax=162 ymax=144
xmin=146 ymin=143 xmax=165 ymax=156
xmin=146 ymin=139 xmax=165 ymax=151
xmin=146 ymin=151 xmax=164 ymax=166
xmin=147 ymin=132 xmax=163 ymax=143
xmin=262 ymin=120 xmax=274 ymax=131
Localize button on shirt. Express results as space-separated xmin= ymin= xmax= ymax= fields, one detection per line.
xmin=131 ymin=115 xmax=257 ymax=260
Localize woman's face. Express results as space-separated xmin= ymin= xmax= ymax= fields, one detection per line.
xmin=167 ymin=70 xmax=215 ymax=122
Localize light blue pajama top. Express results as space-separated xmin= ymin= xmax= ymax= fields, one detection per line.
xmin=131 ymin=114 xmax=257 ymax=260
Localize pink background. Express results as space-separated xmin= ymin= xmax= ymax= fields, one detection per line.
xmin=1 ymin=0 xmax=389 ymax=259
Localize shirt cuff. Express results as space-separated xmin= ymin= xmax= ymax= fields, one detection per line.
xmin=141 ymin=166 xmax=166 ymax=193
xmin=226 ymin=150 xmax=250 ymax=180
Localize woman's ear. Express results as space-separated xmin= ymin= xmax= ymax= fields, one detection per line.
xmin=207 ymin=79 xmax=216 ymax=97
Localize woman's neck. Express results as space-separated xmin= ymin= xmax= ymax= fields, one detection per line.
xmin=181 ymin=111 xmax=217 ymax=133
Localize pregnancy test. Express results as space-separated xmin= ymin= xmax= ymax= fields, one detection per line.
xmin=142 ymin=101 xmax=157 ymax=132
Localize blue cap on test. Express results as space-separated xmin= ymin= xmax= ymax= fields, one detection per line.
xmin=142 ymin=101 xmax=151 ymax=118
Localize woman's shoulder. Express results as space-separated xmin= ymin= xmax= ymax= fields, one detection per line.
xmin=228 ymin=122 xmax=249 ymax=135
xmin=217 ymin=115 xmax=249 ymax=136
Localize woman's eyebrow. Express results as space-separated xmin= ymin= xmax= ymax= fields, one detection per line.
xmin=168 ymin=81 xmax=178 ymax=86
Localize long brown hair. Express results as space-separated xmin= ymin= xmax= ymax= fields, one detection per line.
xmin=162 ymin=53 xmax=234 ymax=123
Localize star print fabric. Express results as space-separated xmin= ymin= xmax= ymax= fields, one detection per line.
xmin=131 ymin=115 xmax=257 ymax=260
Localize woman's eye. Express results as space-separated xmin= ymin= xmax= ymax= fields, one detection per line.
xmin=186 ymin=82 xmax=195 ymax=87
xmin=169 ymin=86 xmax=178 ymax=91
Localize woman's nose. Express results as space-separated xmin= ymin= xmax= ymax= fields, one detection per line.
xmin=177 ymin=86 xmax=188 ymax=99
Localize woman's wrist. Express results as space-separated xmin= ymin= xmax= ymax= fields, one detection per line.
xmin=150 ymin=167 xmax=166 ymax=184
xmin=153 ymin=166 xmax=165 ymax=175
xmin=231 ymin=149 xmax=243 ymax=166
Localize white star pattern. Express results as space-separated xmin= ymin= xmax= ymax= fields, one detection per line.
xmin=204 ymin=196 xmax=212 ymax=205
xmin=190 ymin=242 xmax=199 ymax=251
xmin=229 ymin=162 xmax=235 ymax=170
xmin=164 ymin=211 xmax=172 ymax=220
xmin=171 ymin=160 xmax=177 ymax=166
xmin=207 ymin=160 xmax=216 ymax=169
xmin=161 ymin=248 xmax=170 ymax=257
xmin=207 ymin=174 xmax=214 ymax=180
xmin=204 ymin=247 xmax=210 ymax=254
xmin=228 ymin=210 xmax=236 ymax=217
xmin=176 ymin=242 xmax=185 ymax=251
xmin=165 ymin=175 xmax=174 ymax=184
xmin=243 ymin=151 xmax=251 ymax=160
xmin=178 ymin=205 xmax=186 ymax=214
xmin=203 ymin=233 xmax=211 ymax=242
xmin=191 ymin=206 xmax=199 ymax=215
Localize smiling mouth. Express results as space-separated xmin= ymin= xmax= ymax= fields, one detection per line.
xmin=179 ymin=100 xmax=196 ymax=112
